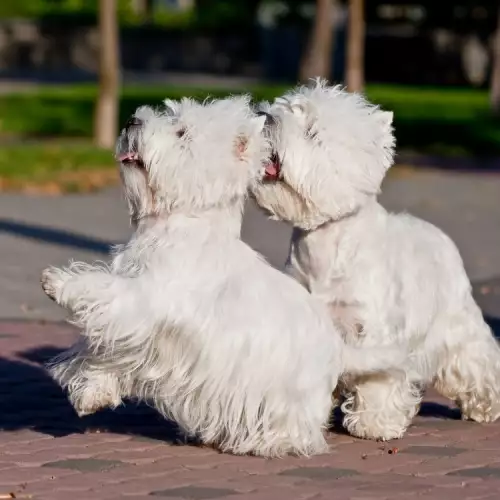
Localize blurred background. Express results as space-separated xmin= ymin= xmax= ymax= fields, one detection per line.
xmin=0 ymin=0 xmax=499 ymax=191
xmin=1 ymin=0 xmax=500 ymax=323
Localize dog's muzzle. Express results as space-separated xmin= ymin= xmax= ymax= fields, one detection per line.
xmin=256 ymin=112 xmax=282 ymax=181
xmin=116 ymin=116 xmax=144 ymax=166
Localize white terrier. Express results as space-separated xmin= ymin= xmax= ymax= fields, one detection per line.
xmin=41 ymin=95 xmax=402 ymax=456
xmin=252 ymin=79 xmax=500 ymax=442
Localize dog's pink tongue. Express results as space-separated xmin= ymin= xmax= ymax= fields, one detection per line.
xmin=117 ymin=152 xmax=136 ymax=162
xmin=265 ymin=163 xmax=278 ymax=178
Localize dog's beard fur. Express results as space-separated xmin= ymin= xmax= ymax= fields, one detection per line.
xmin=252 ymin=79 xmax=500 ymax=441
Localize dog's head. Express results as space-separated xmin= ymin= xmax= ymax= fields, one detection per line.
xmin=252 ymin=79 xmax=395 ymax=230
xmin=116 ymin=96 xmax=268 ymax=222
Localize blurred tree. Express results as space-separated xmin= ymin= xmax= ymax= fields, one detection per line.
xmin=94 ymin=0 xmax=120 ymax=149
xmin=132 ymin=0 xmax=154 ymax=24
xmin=346 ymin=0 xmax=364 ymax=92
xmin=299 ymin=0 xmax=337 ymax=82
xmin=193 ymin=0 xmax=260 ymax=30
xmin=491 ymin=3 xmax=500 ymax=115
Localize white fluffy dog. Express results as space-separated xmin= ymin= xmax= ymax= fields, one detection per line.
xmin=41 ymin=95 xmax=401 ymax=457
xmin=252 ymin=79 xmax=500 ymax=442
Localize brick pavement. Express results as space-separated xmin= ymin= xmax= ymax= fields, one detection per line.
xmin=2 ymin=168 xmax=500 ymax=498
xmin=2 ymin=319 xmax=500 ymax=500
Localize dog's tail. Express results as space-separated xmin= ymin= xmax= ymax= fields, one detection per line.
xmin=342 ymin=344 xmax=406 ymax=377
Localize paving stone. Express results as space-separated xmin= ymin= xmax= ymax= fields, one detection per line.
xmin=402 ymin=446 xmax=467 ymax=457
xmin=42 ymin=458 xmax=124 ymax=472
xmin=447 ymin=467 xmax=500 ymax=478
xmin=150 ymin=486 xmax=240 ymax=499
xmin=130 ymin=435 xmax=169 ymax=444
xmin=279 ymin=467 xmax=360 ymax=480
xmin=413 ymin=419 xmax=463 ymax=429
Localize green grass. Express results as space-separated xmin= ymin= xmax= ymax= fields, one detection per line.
xmin=0 ymin=83 xmax=499 ymax=188
xmin=0 ymin=141 xmax=114 ymax=181
xmin=367 ymin=84 xmax=500 ymax=156
xmin=0 ymin=141 xmax=117 ymax=192
xmin=0 ymin=82 xmax=498 ymax=157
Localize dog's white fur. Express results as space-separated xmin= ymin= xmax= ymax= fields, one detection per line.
xmin=42 ymin=95 xmax=402 ymax=457
xmin=252 ymin=80 xmax=500 ymax=441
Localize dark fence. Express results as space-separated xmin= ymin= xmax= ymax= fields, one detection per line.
xmin=0 ymin=18 xmax=491 ymax=87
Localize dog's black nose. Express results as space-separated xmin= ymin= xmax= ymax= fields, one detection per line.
xmin=125 ymin=117 xmax=143 ymax=129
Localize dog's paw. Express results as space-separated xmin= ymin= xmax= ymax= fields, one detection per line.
xmin=41 ymin=267 xmax=70 ymax=302
xmin=70 ymin=382 xmax=123 ymax=417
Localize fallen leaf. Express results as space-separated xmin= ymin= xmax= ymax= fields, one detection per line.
xmin=0 ymin=494 xmax=33 ymax=499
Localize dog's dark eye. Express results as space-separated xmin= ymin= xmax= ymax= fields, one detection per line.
xmin=176 ymin=128 xmax=186 ymax=139
xmin=125 ymin=117 xmax=142 ymax=129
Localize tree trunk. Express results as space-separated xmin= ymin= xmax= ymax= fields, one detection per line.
xmin=94 ymin=0 xmax=120 ymax=149
xmin=346 ymin=0 xmax=365 ymax=93
xmin=299 ymin=0 xmax=336 ymax=82
xmin=491 ymin=4 xmax=500 ymax=115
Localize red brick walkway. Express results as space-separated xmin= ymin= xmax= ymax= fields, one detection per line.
xmin=1 ymin=320 xmax=500 ymax=500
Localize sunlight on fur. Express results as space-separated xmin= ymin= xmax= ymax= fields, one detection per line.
xmin=252 ymin=78 xmax=500 ymax=441
xmin=41 ymin=95 xmax=404 ymax=456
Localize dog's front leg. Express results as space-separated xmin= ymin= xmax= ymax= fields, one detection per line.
xmin=41 ymin=263 xmax=121 ymax=311
xmin=41 ymin=265 xmax=73 ymax=306
xmin=42 ymin=264 xmax=143 ymax=415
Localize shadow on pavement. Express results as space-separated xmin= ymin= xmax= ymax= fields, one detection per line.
xmin=0 ymin=218 xmax=115 ymax=254
xmin=0 ymin=346 xmax=190 ymax=445
xmin=5 ymin=346 xmax=475 ymax=439
xmin=418 ymin=402 xmax=461 ymax=420
xmin=2 ymin=311 xmax=499 ymax=439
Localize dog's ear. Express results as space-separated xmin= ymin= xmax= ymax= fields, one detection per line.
xmin=234 ymin=115 xmax=266 ymax=160
xmin=290 ymin=102 xmax=307 ymax=118
xmin=163 ymin=99 xmax=179 ymax=116
xmin=288 ymin=97 xmax=316 ymax=128
xmin=289 ymin=98 xmax=318 ymax=138
xmin=377 ymin=111 xmax=394 ymax=129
